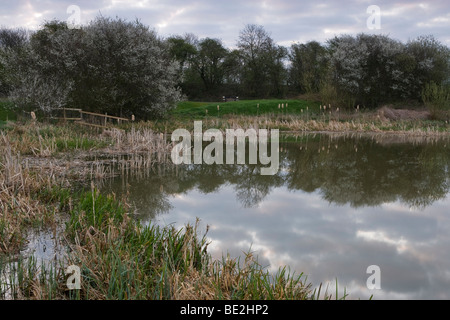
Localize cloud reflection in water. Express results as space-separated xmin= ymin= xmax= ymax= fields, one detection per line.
xmin=100 ymin=134 xmax=450 ymax=299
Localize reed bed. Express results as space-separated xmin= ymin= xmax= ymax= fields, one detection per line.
xmin=217 ymin=115 xmax=449 ymax=136
xmin=124 ymin=110 xmax=449 ymax=137
xmin=0 ymin=122 xmax=174 ymax=183
xmin=0 ymin=256 xmax=67 ymax=300
xmin=0 ymin=134 xmax=61 ymax=255
xmin=0 ymin=122 xmax=176 ymax=299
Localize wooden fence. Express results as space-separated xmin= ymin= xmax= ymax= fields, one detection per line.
xmin=50 ymin=108 xmax=133 ymax=128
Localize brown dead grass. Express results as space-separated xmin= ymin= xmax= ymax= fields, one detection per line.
xmin=377 ymin=106 xmax=431 ymax=121
xmin=0 ymin=134 xmax=57 ymax=254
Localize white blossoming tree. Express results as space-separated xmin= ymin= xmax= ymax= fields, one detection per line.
xmin=7 ymin=17 xmax=182 ymax=120
xmin=328 ymin=34 xmax=411 ymax=108
xmin=327 ymin=33 xmax=449 ymax=108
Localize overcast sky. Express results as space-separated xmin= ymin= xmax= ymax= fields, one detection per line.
xmin=1 ymin=0 xmax=449 ymax=48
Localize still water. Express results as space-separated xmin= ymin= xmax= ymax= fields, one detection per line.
xmin=100 ymin=133 xmax=450 ymax=300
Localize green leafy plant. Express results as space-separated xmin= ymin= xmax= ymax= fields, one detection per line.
xmin=422 ymin=81 xmax=450 ymax=120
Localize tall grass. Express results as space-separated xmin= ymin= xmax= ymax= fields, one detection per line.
xmin=0 ymin=256 xmax=66 ymax=300
xmin=7 ymin=188 xmax=322 ymax=300
xmin=0 ymin=133 xmax=61 ymax=254
xmin=1 ymin=123 xmax=110 ymax=156
xmin=142 ymin=114 xmax=448 ymax=136
xmin=422 ymin=82 xmax=450 ymax=120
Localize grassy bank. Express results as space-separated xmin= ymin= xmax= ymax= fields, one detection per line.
xmin=121 ymin=99 xmax=449 ymax=135
xmin=1 ymin=98 xmax=449 ymax=134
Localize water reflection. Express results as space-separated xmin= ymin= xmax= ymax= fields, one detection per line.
xmin=102 ymin=133 xmax=450 ymax=215
xmin=99 ymin=133 xmax=450 ymax=299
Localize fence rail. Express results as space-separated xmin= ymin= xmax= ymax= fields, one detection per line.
xmin=50 ymin=108 xmax=133 ymax=128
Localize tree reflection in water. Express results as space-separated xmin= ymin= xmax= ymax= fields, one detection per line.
xmin=99 ymin=133 xmax=450 ymax=221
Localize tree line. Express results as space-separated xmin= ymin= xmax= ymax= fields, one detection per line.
xmin=0 ymin=16 xmax=449 ymax=119
xmin=171 ymin=25 xmax=450 ymax=109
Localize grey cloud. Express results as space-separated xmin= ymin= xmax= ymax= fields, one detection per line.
xmin=1 ymin=0 xmax=448 ymax=47
xmin=159 ymin=184 xmax=450 ymax=299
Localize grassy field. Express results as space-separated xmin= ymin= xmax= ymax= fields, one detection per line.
xmin=172 ymin=99 xmax=322 ymax=119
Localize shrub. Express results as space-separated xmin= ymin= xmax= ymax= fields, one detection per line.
xmin=422 ymin=81 xmax=450 ymax=120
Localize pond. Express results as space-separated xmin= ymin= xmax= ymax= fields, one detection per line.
xmin=99 ymin=133 xmax=450 ymax=300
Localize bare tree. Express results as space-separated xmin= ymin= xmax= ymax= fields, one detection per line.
xmin=237 ymin=24 xmax=287 ymax=97
xmin=192 ymin=38 xmax=228 ymax=92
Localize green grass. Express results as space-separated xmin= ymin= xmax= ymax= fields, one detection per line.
xmin=171 ymin=99 xmax=322 ymax=119
xmin=66 ymin=189 xmax=128 ymax=236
